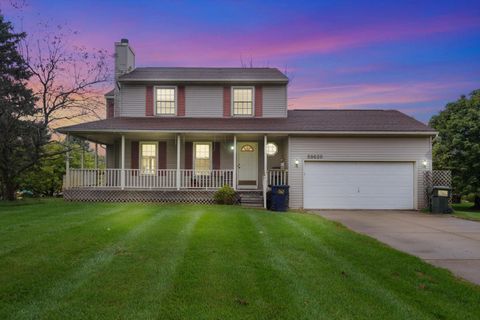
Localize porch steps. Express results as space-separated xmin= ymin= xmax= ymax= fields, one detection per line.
xmin=238 ymin=191 xmax=264 ymax=208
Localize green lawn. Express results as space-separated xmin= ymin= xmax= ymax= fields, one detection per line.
xmin=452 ymin=202 xmax=480 ymax=221
xmin=1 ymin=200 xmax=479 ymax=319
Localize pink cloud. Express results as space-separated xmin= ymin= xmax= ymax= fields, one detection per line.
xmin=288 ymin=80 xmax=478 ymax=110
xmin=134 ymin=13 xmax=480 ymax=65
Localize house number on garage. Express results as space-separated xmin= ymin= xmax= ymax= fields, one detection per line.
xmin=307 ymin=154 xmax=323 ymax=159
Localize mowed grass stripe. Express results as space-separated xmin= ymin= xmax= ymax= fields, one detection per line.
xmin=282 ymin=215 xmax=427 ymax=319
xmin=287 ymin=213 xmax=480 ymax=320
xmin=6 ymin=205 xmax=168 ymax=319
xmin=0 ymin=205 xmax=128 ymax=257
xmin=0 ymin=201 xmax=105 ymax=231
xmin=157 ymin=206 xmax=295 ymax=320
xmin=1 ymin=204 xmax=152 ymax=309
xmin=247 ymin=211 xmax=335 ymax=319
xmin=39 ymin=206 xmax=204 ymax=319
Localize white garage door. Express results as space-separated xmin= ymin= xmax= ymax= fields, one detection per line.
xmin=304 ymin=162 xmax=414 ymax=209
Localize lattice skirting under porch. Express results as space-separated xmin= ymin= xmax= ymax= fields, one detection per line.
xmin=64 ymin=189 xmax=220 ymax=204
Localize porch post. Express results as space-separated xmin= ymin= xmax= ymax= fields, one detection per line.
xmin=121 ymin=134 xmax=125 ymax=190
xmin=233 ymin=135 xmax=237 ymax=190
xmin=65 ymin=134 xmax=70 ymax=189
xmin=176 ymin=134 xmax=181 ymax=190
xmin=263 ymin=134 xmax=268 ymax=209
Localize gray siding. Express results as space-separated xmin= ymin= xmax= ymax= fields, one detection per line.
xmin=185 ymin=86 xmax=223 ymax=117
xmin=288 ymin=136 xmax=432 ymax=209
xmin=263 ymin=85 xmax=287 ymax=118
xmin=115 ymin=84 xmax=287 ymax=118
xmin=119 ymin=85 xmax=146 ymax=117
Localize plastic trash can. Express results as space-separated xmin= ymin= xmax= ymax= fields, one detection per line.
xmin=430 ymin=186 xmax=452 ymax=214
xmin=270 ymin=185 xmax=289 ymax=212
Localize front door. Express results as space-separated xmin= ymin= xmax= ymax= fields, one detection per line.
xmin=237 ymin=142 xmax=258 ymax=189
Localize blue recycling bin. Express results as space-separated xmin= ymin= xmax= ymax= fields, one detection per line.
xmin=270 ymin=185 xmax=289 ymax=212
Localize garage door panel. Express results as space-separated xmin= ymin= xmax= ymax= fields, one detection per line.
xmin=304 ymin=162 xmax=414 ymax=209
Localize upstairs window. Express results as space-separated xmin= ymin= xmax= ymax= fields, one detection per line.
xmin=194 ymin=143 xmax=211 ymax=175
xmin=155 ymin=87 xmax=176 ymax=115
xmin=232 ymin=87 xmax=254 ymax=116
xmin=140 ymin=142 xmax=157 ymax=174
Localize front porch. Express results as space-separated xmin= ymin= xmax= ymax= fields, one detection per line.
xmin=63 ymin=132 xmax=288 ymax=206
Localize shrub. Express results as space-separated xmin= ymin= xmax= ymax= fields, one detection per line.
xmin=214 ymin=185 xmax=237 ymax=205
xmin=464 ymin=193 xmax=477 ymax=203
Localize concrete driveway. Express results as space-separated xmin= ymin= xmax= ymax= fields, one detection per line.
xmin=314 ymin=210 xmax=480 ymax=285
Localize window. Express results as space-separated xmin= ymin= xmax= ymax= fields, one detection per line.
xmin=232 ymin=87 xmax=254 ymax=116
xmin=140 ymin=142 xmax=157 ymax=174
xmin=194 ymin=143 xmax=211 ymax=175
xmin=241 ymin=144 xmax=255 ymax=152
xmin=155 ymin=87 xmax=176 ymax=115
xmin=265 ymin=143 xmax=278 ymax=156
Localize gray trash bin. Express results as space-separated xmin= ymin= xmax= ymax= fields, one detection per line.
xmin=430 ymin=186 xmax=452 ymax=214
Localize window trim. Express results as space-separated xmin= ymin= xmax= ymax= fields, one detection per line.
xmin=193 ymin=142 xmax=213 ymax=175
xmin=154 ymin=86 xmax=177 ymax=116
xmin=231 ymin=86 xmax=255 ymax=117
xmin=138 ymin=141 xmax=158 ymax=175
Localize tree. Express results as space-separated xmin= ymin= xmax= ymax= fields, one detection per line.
xmin=22 ymin=22 xmax=111 ymax=129
xmin=18 ymin=140 xmax=103 ymax=196
xmin=429 ymin=90 xmax=480 ymax=209
xmin=0 ymin=14 xmax=48 ymax=200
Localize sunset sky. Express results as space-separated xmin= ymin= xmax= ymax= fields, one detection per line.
xmin=2 ymin=0 xmax=480 ymax=122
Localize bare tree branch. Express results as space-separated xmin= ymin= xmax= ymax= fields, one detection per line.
xmin=21 ymin=22 xmax=112 ymax=131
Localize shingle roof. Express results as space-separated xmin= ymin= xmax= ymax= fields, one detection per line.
xmin=118 ymin=67 xmax=289 ymax=83
xmin=57 ymin=110 xmax=435 ymax=134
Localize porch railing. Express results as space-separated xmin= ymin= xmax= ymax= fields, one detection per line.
xmin=268 ymin=169 xmax=288 ymax=186
xmin=124 ymin=169 xmax=177 ymax=189
xmin=65 ymin=169 xmax=233 ymax=190
xmin=67 ymin=169 xmax=122 ymax=188
xmin=180 ymin=169 xmax=233 ymax=189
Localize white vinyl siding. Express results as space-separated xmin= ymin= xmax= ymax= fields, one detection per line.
xmin=119 ymin=85 xmax=146 ymax=117
xmin=263 ymin=85 xmax=287 ymax=117
xmin=288 ymin=136 xmax=432 ymax=209
xmin=185 ymin=86 xmax=223 ymax=117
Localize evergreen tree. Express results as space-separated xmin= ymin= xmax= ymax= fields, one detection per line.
xmin=0 ymin=14 xmax=48 ymax=200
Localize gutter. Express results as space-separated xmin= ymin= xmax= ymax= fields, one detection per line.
xmin=56 ymin=128 xmax=437 ymax=136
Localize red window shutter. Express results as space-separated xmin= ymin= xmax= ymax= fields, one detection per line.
xmin=223 ymin=86 xmax=231 ymax=117
xmin=177 ymin=86 xmax=185 ymax=116
xmin=158 ymin=141 xmax=167 ymax=169
xmin=131 ymin=141 xmax=139 ymax=169
xmin=255 ymin=86 xmax=263 ymax=117
xmin=212 ymin=142 xmax=221 ymax=170
xmin=146 ymin=86 xmax=154 ymax=116
xmin=184 ymin=142 xmax=193 ymax=169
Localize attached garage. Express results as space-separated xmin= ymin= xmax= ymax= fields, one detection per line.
xmin=303 ymin=161 xmax=415 ymax=209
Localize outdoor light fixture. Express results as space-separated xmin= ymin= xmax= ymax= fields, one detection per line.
xmin=422 ymin=159 xmax=428 ymax=168
xmin=295 ymin=159 xmax=299 ymax=168
xmin=230 ymin=145 xmax=234 ymax=151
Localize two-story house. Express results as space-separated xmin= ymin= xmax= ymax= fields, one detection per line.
xmin=58 ymin=39 xmax=436 ymax=210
